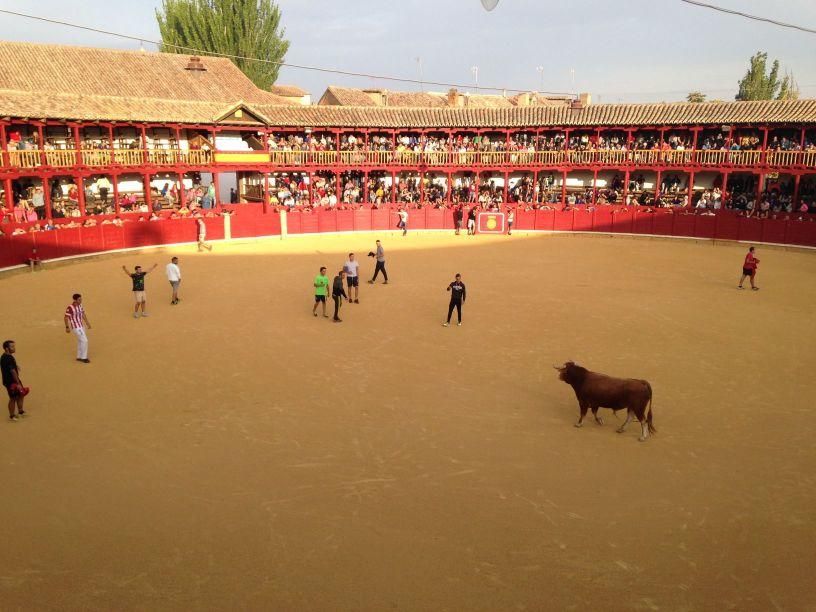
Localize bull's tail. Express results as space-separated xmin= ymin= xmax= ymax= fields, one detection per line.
xmin=645 ymin=381 xmax=656 ymax=434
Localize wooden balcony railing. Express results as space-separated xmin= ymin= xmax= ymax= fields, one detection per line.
xmin=2 ymin=147 xmax=815 ymax=171
xmin=7 ymin=150 xmax=42 ymax=168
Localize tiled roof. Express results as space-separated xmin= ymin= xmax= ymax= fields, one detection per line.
xmin=269 ymin=84 xmax=308 ymax=97
xmin=320 ymin=86 xmax=379 ymax=106
xmin=258 ymin=99 xmax=816 ymax=128
xmin=1 ymin=41 xmax=815 ymax=128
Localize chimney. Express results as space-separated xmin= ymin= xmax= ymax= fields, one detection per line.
xmin=185 ymin=56 xmax=206 ymax=71
xmin=579 ymin=92 xmax=591 ymax=107
xmin=447 ymin=88 xmax=458 ymax=107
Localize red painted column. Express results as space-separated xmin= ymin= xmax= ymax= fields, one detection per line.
xmin=591 ymin=169 xmax=598 ymax=206
xmin=43 ymin=176 xmax=52 ymax=220
xmin=363 ymin=171 xmax=368 ymax=206
xmin=108 ymin=125 xmax=115 ymax=165
xmin=447 ymin=172 xmax=452 ymax=206
xmin=687 ymin=171 xmax=695 ymax=207
xmin=213 ymin=172 xmax=221 ymax=207
xmin=72 ymin=125 xmax=82 ymax=166
xmin=690 ymin=127 xmax=700 ymax=165
xmin=503 ymin=171 xmax=509 ymax=204
xmin=654 ymin=170 xmax=662 ymax=206
xmin=178 ymin=172 xmax=185 ymax=209
xmin=37 ymin=124 xmax=48 ymax=167
xmin=0 ymin=123 xmax=9 ymax=169
xmin=755 ymin=171 xmax=763 ymax=203
xmin=174 ymin=126 xmax=183 ymax=164
xmin=391 ymin=171 xmax=397 ymax=205
xmin=721 ymin=171 xmax=730 ymax=207
xmin=262 ymin=172 xmax=270 ymax=213
xmin=76 ymin=176 xmax=86 ymax=217
xmin=799 ymin=128 xmax=807 ymax=166
xmin=140 ymin=125 xmax=149 ymax=165
xmin=760 ymin=126 xmax=769 ymax=165
xmin=112 ymin=173 xmax=120 ymax=214
xmin=622 ymin=170 xmax=630 ymax=205
xmin=308 ymin=171 xmax=314 ymax=205
xmin=560 ymin=170 xmax=567 ymax=205
xmin=419 ymin=171 xmax=425 ymax=206
xmin=2 ymin=178 xmax=13 ymax=212
xmin=143 ymin=173 xmax=152 ymax=210
xmin=792 ymin=174 xmax=801 ymax=206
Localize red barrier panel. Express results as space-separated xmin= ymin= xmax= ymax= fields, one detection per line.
xmin=80 ymin=226 xmax=105 ymax=253
xmin=426 ymin=208 xmax=444 ymax=229
xmin=591 ymin=208 xmax=613 ymax=232
xmin=336 ymin=210 xmax=354 ymax=232
xmin=693 ymin=215 xmax=717 ymax=239
xmin=784 ymin=220 xmax=816 ymax=247
xmin=32 ymin=231 xmax=59 ymax=259
xmin=652 ymin=212 xmax=674 ymax=236
xmin=371 ymin=209 xmax=390 ymax=230
xmin=672 ymin=214 xmax=696 ymax=237
xmin=317 ymin=209 xmax=338 ymax=233
xmin=632 ymin=211 xmax=654 ymax=234
xmin=550 ymin=210 xmax=571 ymax=231
xmin=353 ymin=209 xmax=372 ymax=232
xmin=737 ymin=217 xmax=763 ymax=243
xmin=57 ymin=227 xmax=84 ymax=256
xmin=7 ymin=234 xmax=35 ymax=265
xmin=572 ymin=210 xmax=593 ymax=232
xmin=515 ymin=210 xmax=535 ymax=230
xmin=300 ymin=213 xmax=319 ymax=234
xmin=761 ymin=218 xmax=787 ymax=244
xmin=286 ymin=211 xmax=302 ymax=234
xmin=101 ymin=225 xmax=126 ymax=251
xmin=716 ymin=213 xmax=740 ymax=241
xmin=612 ymin=209 xmax=634 ymax=233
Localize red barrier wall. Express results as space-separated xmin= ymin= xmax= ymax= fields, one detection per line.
xmin=2 ymin=207 xmax=815 ymax=270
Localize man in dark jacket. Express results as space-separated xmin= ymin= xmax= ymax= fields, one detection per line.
xmin=332 ymin=270 xmax=347 ymax=322
xmin=443 ymin=273 xmax=467 ymax=327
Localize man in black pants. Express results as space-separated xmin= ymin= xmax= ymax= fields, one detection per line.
xmin=443 ymin=273 xmax=466 ymax=327
xmin=368 ymin=239 xmax=388 ymax=284
xmin=332 ymin=270 xmax=347 ymax=322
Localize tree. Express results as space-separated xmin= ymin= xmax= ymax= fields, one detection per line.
xmin=686 ymin=91 xmax=706 ymax=103
xmin=735 ymin=52 xmax=798 ymax=101
xmin=156 ymin=0 xmax=289 ymax=89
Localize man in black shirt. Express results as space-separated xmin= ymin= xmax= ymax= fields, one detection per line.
xmin=2 ymin=340 xmax=27 ymax=421
xmin=467 ymin=207 xmax=477 ymax=235
xmin=122 ymin=263 xmax=158 ymax=318
xmin=454 ymin=206 xmax=463 ymax=235
xmin=443 ymin=274 xmax=467 ymax=327
xmin=332 ymin=270 xmax=347 ymax=323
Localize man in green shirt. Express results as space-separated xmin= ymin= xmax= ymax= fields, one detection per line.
xmin=312 ymin=266 xmax=330 ymax=318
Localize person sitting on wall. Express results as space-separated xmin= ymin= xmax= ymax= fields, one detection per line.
xmin=12 ymin=228 xmax=26 ymax=236
xmin=149 ymin=212 xmax=161 ymax=221
xmin=82 ymin=218 xmax=97 ymax=228
xmin=28 ymin=223 xmax=42 ymax=233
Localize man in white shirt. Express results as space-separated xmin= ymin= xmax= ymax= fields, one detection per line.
xmin=64 ymin=293 xmax=92 ymax=363
xmin=166 ymin=256 xmax=182 ymax=305
xmin=397 ymin=208 xmax=408 ymax=236
xmin=343 ymin=253 xmax=360 ymax=303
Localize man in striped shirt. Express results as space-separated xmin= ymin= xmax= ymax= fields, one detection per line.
xmin=64 ymin=293 xmax=92 ymax=363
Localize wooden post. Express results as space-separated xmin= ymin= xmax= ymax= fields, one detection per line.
xmin=2 ymin=177 xmax=13 ymax=212
xmin=687 ymin=171 xmax=695 ymax=207
xmin=591 ymin=169 xmax=598 ymax=206
xmin=112 ymin=173 xmax=120 ymax=214
xmin=143 ymin=174 xmax=152 ymax=210
xmin=447 ymin=172 xmax=452 ymax=206
xmin=72 ymin=125 xmax=82 ymax=166
xmin=38 ymin=124 xmax=47 ymax=167
xmin=721 ymin=171 xmax=730 ymax=207
xmin=140 ymin=125 xmax=149 ymax=165
xmin=792 ymin=173 xmax=801 ymax=206
xmin=0 ymin=123 xmax=9 ymax=169
xmin=263 ymin=172 xmax=270 ymax=213
xmin=760 ymin=126 xmax=769 ymax=165
xmin=622 ymin=170 xmax=630 ymax=206
xmin=503 ymin=171 xmax=509 ymax=204
xmin=391 ymin=171 xmax=397 ymax=205
xmin=76 ymin=176 xmax=86 ymax=216
xmin=108 ymin=124 xmax=115 ymax=164
xmin=755 ymin=172 xmax=763 ymax=204
xmin=561 ymin=170 xmax=567 ymax=205
xmin=654 ymin=170 xmax=662 ymax=206
xmin=43 ymin=177 xmax=53 ymax=220
xmin=363 ymin=171 xmax=369 ymax=206
xmin=178 ymin=172 xmax=185 ymax=209
xmin=213 ymin=172 xmax=221 ymax=207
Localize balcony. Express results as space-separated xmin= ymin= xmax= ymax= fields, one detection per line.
xmin=2 ymin=147 xmax=815 ymax=171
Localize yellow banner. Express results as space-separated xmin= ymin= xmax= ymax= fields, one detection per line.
xmin=214 ymin=152 xmax=269 ymax=163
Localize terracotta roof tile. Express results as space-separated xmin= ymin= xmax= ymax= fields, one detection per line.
xmin=269 ymin=84 xmax=308 ymax=97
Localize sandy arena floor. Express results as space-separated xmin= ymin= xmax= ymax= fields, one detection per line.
xmin=1 ymin=231 xmax=815 ymax=611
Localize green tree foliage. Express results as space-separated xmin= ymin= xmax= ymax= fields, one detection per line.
xmin=156 ymin=0 xmax=289 ymax=89
xmin=735 ymin=52 xmax=799 ymax=101
xmin=686 ymin=91 xmax=706 ymax=103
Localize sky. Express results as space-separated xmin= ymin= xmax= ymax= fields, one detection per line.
xmin=1 ymin=0 xmax=815 ymax=103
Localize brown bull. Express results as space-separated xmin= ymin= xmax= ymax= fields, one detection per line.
xmin=555 ymin=361 xmax=656 ymax=441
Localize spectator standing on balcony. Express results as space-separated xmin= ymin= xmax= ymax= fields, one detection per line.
xmin=166 ymin=256 xmax=182 ymax=305
xmin=397 ymin=208 xmax=408 ymax=236
xmin=64 ymin=293 xmax=92 ymax=363
xmin=123 ymin=264 xmax=158 ymax=318
xmin=32 ymin=187 xmax=46 ymax=220
xmin=96 ymin=176 xmax=111 ymax=205
xmin=332 ymin=270 xmax=347 ymax=322
xmin=230 ymin=188 xmax=238 ymax=204
xmin=738 ymin=247 xmax=760 ymax=291
xmin=368 ymin=240 xmax=388 ymax=284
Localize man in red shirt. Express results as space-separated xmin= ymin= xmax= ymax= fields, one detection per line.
xmin=64 ymin=293 xmax=92 ymax=362
xmin=739 ymin=246 xmax=760 ymax=291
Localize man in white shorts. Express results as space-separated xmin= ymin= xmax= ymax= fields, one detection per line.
xmin=197 ymin=217 xmax=212 ymax=252
xmin=122 ymin=263 xmax=158 ymax=318
xmin=343 ymin=252 xmax=360 ymax=303
xmin=166 ymin=256 xmax=182 ymax=305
